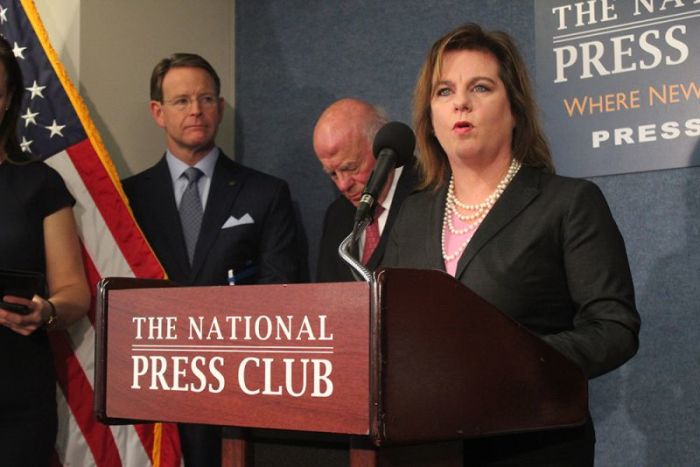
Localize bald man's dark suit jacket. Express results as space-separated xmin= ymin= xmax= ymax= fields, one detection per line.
xmin=122 ymin=153 xmax=300 ymax=467
xmin=382 ymin=166 xmax=640 ymax=465
xmin=316 ymin=162 xmax=419 ymax=282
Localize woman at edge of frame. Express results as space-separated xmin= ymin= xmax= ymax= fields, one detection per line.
xmin=0 ymin=35 xmax=91 ymax=467
xmin=382 ymin=23 xmax=640 ymax=466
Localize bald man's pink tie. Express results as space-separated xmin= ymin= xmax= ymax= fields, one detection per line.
xmin=362 ymin=205 xmax=384 ymax=265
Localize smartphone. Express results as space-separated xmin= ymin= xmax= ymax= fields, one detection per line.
xmin=0 ymin=301 xmax=31 ymax=314
xmin=0 ymin=269 xmax=45 ymax=315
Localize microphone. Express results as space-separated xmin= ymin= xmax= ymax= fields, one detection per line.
xmin=354 ymin=121 xmax=415 ymax=226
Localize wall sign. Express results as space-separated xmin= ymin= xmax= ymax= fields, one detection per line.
xmin=535 ymin=0 xmax=700 ymax=176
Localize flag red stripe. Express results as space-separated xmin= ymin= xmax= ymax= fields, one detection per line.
xmin=64 ymin=143 xmax=183 ymax=465
xmin=134 ymin=424 xmax=156 ymax=464
xmin=51 ymin=243 xmax=121 ymax=466
xmin=152 ymin=422 xmax=182 ymax=466
xmin=63 ymin=153 xmax=182 ymax=466
xmin=51 ymin=330 xmax=123 ymax=467
xmin=65 ymin=140 xmax=165 ymax=279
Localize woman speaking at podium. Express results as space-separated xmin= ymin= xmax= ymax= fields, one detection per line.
xmin=383 ymin=23 xmax=640 ymax=466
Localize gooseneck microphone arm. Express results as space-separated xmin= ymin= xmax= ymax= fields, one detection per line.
xmin=338 ymin=225 xmax=372 ymax=283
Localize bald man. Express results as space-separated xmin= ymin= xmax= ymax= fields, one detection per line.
xmin=313 ymin=98 xmax=418 ymax=282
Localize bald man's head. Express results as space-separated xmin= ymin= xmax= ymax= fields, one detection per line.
xmin=313 ymin=98 xmax=388 ymax=206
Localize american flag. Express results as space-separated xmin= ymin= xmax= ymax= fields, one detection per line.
xmin=1 ymin=1 xmax=181 ymax=466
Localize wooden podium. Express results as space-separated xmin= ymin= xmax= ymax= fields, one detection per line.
xmin=94 ymin=268 xmax=587 ymax=466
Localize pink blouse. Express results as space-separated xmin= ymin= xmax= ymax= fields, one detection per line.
xmin=443 ymin=210 xmax=480 ymax=276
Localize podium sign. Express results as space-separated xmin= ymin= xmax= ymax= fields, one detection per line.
xmin=101 ymin=281 xmax=370 ymax=435
xmin=96 ymin=268 xmax=588 ymax=462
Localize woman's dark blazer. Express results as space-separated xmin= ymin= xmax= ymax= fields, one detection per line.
xmin=382 ymin=165 xmax=640 ymax=379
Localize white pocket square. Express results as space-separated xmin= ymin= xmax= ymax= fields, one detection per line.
xmin=221 ymin=213 xmax=254 ymax=229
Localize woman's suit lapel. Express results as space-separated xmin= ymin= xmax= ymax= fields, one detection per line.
xmin=454 ymin=166 xmax=542 ymax=279
xmin=425 ymin=184 xmax=449 ymax=271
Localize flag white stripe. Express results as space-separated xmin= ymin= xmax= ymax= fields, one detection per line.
xmin=65 ymin=316 xmax=96 ymax=387
xmin=110 ymin=425 xmax=152 ymax=467
xmin=45 ymin=152 xmax=135 ymax=278
xmin=47 ymin=153 xmax=154 ymax=466
xmin=55 ymin=386 xmax=97 ymax=467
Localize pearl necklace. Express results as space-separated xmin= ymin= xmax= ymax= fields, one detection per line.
xmin=441 ymin=158 xmax=522 ymax=262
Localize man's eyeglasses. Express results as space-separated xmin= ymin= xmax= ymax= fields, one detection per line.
xmin=162 ymin=95 xmax=219 ymax=112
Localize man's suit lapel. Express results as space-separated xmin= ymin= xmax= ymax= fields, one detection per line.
xmin=367 ymin=163 xmax=420 ymax=270
xmin=454 ymin=166 xmax=541 ymax=279
xmin=190 ymin=154 xmax=244 ymax=279
xmin=149 ymin=157 xmax=191 ymax=280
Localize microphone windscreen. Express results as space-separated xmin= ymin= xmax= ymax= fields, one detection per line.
xmin=372 ymin=121 xmax=416 ymax=167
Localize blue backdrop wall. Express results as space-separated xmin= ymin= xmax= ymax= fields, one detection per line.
xmin=234 ymin=1 xmax=700 ymax=465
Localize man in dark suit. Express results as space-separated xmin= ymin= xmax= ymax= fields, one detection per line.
xmin=313 ymin=98 xmax=418 ymax=282
xmin=122 ymin=53 xmax=300 ymax=467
